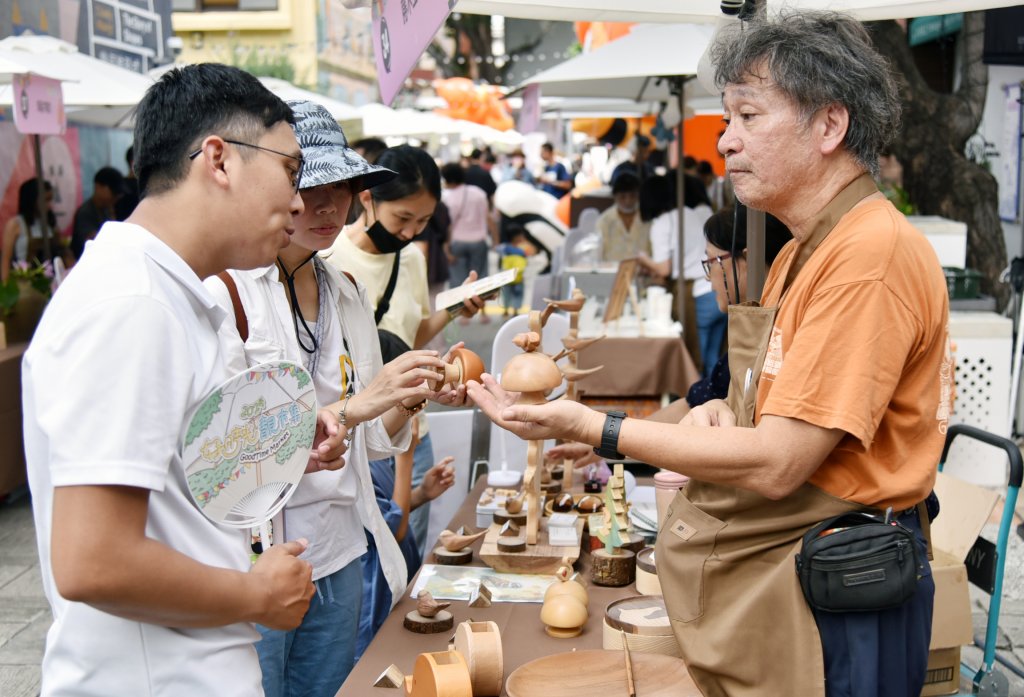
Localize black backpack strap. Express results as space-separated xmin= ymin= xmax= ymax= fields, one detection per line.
xmin=374 ymin=253 xmax=402 ymax=325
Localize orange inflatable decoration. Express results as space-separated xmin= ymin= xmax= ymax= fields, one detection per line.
xmin=570 ymin=115 xmax=656 ymax=148
xmin=574 ymin=22 xmax=634 ymax=51
xmin=434 ymin=77 xmax=515 ymax=132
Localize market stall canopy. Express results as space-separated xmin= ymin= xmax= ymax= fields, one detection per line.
xmin=258 ymin=77 xmax=363 ymax=121
xmin=0 ymin=34 xmax=153 ymax=128
xmin=517 ymin=23 xmax=716 ymax=101
xmin=359 ymin=102 xmax=524 ymax=145
xmin=456 ymin=0 xmax=1022 ymax=22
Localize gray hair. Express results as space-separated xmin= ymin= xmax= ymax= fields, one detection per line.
xmin=711 ymin=11 xmax=900 ymax=177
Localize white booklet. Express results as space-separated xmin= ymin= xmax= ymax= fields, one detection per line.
xmin=435 ymin=268 xmax=518 ymax=317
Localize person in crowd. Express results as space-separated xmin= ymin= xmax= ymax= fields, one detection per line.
xmin=682 ymin=155 xmax=698 ymax=176
xmin=323 ymin=145 xmax=485 ymax=558
xmin=596 ymin=172 xmax=650 ymax=262
xmin=696 ymin=160 xmax=725 ymax=212
xmin=412 ymin=198 xmax=451 ymax=331
xmin=502 ymin=150 xmax=535 ymax=185
xmin=205 ymin=100 xmax=460 ymax=697
xmin=2 ymin=178 xmax=55 ymax=281
xmin=637 ymin=172 xmax=723 ymax=376
xmin=610 ymin=134 xmax=655 ymax=185
xmin=440 ymin=163 xmax=492 ymax=313
xmin=464 ymin=147 xmax=498 ymax=201
xmin=115 ymin=145 xmax=140 ymax=221
xmin=470 ymin=12 xmax=947 ymax=696
xmin=71 ymin=166 xmax=124 ymax=260
xmin=539 ymin=142 xmax=572 ymax=199
xmin=352 ymin=137 xmax=389 ymax=165
xmin=23 ymin=63 xmax=338 ymax=697
xmin=549 ymin=204 xmax=791 ymax=467
xmin=495 ymin=227 xmax=531 ymax=317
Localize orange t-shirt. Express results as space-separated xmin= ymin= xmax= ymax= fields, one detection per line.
xmin=755 ymin=199 xmax=952 ymax=510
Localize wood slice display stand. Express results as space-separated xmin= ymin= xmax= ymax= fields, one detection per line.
xmin=591 ymin=548 xmax=636 ymax=587
xmin=496 ymin=535 xmax=527 ymax=554
xmin=404 ymin=609 xmax=454 ymax=634
xmin=493 ymin=510 xmax=527 ymax=526
xmin=480 ymin=518 xmax=585 ymax=574
xmin=433 ymin=546 xmax=473 ymax=565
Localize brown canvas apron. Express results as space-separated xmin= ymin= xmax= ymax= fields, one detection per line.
xmin=656 ymin=174 xmax=879 ymax=697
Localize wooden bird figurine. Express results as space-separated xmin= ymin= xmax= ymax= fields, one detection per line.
xmin=416 ymin=590 xmax=451 ymax=618
xmin=504 ymin=491 xmax=525 ymax=514
xmin=438 ymin=527 xmax=488 ymax=552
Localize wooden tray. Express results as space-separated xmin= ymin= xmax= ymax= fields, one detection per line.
xmin=479 ymin=518 xmax=584 ymax=574
xmin=505 ymin=649 xmax=701 ymax=697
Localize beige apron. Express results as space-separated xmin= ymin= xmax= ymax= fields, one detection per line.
xmin=656 ymin=174 xmax=879 ymax=697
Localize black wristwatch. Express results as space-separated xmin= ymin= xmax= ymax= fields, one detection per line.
xmin=593 ymin=411 xmax=627 ymax=460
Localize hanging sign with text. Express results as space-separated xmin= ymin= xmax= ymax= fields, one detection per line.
xmin=372 ymin=0 xmax=457 ymax=106
xmin=12 ymin=74 xmax=66 ymax=136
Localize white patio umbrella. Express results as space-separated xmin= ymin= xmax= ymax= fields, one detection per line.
xmin=0 ymin=35 xmax=153 ymax=128
xmin=258 ymin=77 xmax=363 ymax=122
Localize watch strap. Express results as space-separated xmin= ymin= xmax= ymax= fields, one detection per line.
xmin=593 ymin=411 xmax=626 ymax=460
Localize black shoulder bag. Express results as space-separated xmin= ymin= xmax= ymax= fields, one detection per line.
xmin=375 ymin=253 xmax=412 ymax=363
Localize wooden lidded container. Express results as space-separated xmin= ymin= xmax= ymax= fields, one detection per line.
xmin=453 ymin=620 xmax=504 ymax=696
xmin=602 ymin=595 xmax=681 ymax=657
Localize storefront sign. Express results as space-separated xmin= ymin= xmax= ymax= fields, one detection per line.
xmin=86 ymin=0 xmax=166 ymax=73
xmin=372 ymin=0 xmax=458 ymax=106
xmin=908 ymin=13 xmax=963 ymax=47
xmin=12 ymin=74 xmax=66 ymax=136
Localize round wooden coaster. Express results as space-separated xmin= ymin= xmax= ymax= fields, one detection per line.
xmin=404 ymin=609 xmax=454 ymax=634
xmin=497 ymin=535 xmax=527 ymax=553
xmin=433 ymin=546 xmax=473 ymax=565
xmin=541 ymin=480 xmax=564 ymax=495
xmin=494 ymin=511 xmax=528 ymax=526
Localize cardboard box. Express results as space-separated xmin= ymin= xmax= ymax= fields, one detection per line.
xmin=920 ymin=472 xmax=1001 ymax=696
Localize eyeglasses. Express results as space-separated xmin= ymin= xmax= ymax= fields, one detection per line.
xmin=188 ymin=138 xmax=304 ymax=193
xmin=701 ymin=252 xmax=733 ymax=279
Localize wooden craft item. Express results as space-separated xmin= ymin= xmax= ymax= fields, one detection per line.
xmin=575 ymin=495 xmax=604 ymax=514
xmin=635 ymin=546 xmax=662 ymax=596
xmin=417 ymin=591 xmax=451 ymax=618
xmin=591 ymin=547 xmax=636 ymax=587
xmin=504 ymin=492 xmax=525 ymax=514
xmin=499 ymin=520 xmax=521 ymax=537
xmin=429 ymin=347 xmax=485 ymax=391
xmin=550 ymin=465 xmax=565 ymax=481
xmin=504 ymin=649 xmax=700 ymax=697
xmin=493 ymin=510 xmax=527 ymax=526
xmin=547 ymin=513 xmax=577 ymax=528
xmin=602 ymin=258 xmax=640 ymax=324
xmin=433 ymin=546 xmax=473 ymax=566
xmin=547 ymin=525 xmax=579 ymax=547
xmin=541 ymin=479 xmax=563 ymax=495
xmin=438 ymin=528 xmax=487 ymax=552
xmin=602 ymin=595 xmax=681 ymax=658
xmin=404 ymin=650 xmax=473 ymax=697
xmin=479 ymin=518 xmax=585 ymax=574
xmin=544 ymin=563 xmax=589 ymax=606
xmin=540 ymin=594 xmax=588 ymax=638
xmin=405 ymin=609 xmax=454 ymax=634
xmin=453 ymin=621 xmax=504 ymax=697
xmin=468 ymin=581 xmax=493 ymax=608
xmin=621 ymin=630 xmax=636 ymax=697
xmin=496 ymin=535 xmax=527 ymax=553
xmin=374 ymin=664 xmax=405 ymax=688
xmin=551 ymin=492 xmax=575 ymax=513
xmin=620 ymin=532 xmax=647 ymax=555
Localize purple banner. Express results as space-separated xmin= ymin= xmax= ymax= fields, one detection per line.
xmin=372 ymin=0 xmax=456 ymax=106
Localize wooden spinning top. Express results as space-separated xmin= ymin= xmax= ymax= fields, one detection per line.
xmin=430 ymin=348 xmax=485 ymax=391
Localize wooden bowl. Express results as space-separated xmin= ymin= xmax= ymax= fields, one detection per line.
xmin=505 ymin=649 xmax=700 ymax=697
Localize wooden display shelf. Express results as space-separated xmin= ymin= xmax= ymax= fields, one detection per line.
xmin=479 ymin=517 xmax=585 ymax=574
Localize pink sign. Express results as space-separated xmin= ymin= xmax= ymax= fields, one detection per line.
xmin=517 ymin=83 xmax=541 ymax=134
xmin=372 ymin=0 xmax=456 ymax=106
xmin=12 ymin=74 xmax=67 ymax=136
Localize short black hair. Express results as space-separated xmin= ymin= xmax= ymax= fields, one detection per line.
xmin=132 ymin=63 xmax=293 ymax=198
xmin=541 ymin=142 xmax=554 ymax=153
xmin=371 ymin=145 xmax=442 ymax=203
xmin=682 ymin=155 xmax=697 ymax=170
xmin=611 ymin=171 xmax=640 ymax=195
xmin=352 ymin=137 xmax=388 ymax=164
xmin=94 ymin=166 xmax=124 ymax=195
xmin=704 ymin=205 xmax=792 ymax=267
xmin=483 ymin=152 xmax=497 ymax=165
xmin=17 ymin=178 xmax=52 ymax=228
xmin=697 ymin=160 xmax=714 ymax=176
xmin=440 ymin=162 xmax=465 ymax=185
xmin=125 ymin=145 xmax=134 ymax=170
xmin=469 ymin=148 xmax=483 ymax=160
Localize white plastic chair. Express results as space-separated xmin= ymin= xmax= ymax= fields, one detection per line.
xmin=576 ymin=207 xmax=600 ymax=235
xmin=486 ymin=313 xmax=570 ymax=478
xmin=424 ymin=409 xmax=476 ymax=549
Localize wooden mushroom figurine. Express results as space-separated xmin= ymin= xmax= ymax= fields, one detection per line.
xmin=544 ymin=562 xmax=589 ymax=606
xmin=539 ymin=593 xmax=588 ymax=639
xmin=430 ymin=347 xmax=485 ymax=391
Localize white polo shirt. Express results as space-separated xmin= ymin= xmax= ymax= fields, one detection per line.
xmin=23 ymin=222 xmax=262 ymax=697
xmin=650 ymin=204 xmax=714 ymax=296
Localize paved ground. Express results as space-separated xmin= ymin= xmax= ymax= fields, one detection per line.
xmin=4 ymin=308 xmax=1024 ymax=695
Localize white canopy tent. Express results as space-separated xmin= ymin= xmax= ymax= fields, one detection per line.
xmin=0 ymin=35 xmax=153 ymax=128
xmin=456 ymin=0 xmax=1022 ymax=23
xmin=359 ymin=102 xmax=524 ymax=146
xmin=258 ymin=77 xmax=363 ymax=122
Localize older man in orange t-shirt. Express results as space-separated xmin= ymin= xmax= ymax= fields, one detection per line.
xmin=469 ymin=11 xmax=949 ymax=697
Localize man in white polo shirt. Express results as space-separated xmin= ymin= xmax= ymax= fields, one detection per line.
xmin=22 ymin=64 xmax=348 ymax=696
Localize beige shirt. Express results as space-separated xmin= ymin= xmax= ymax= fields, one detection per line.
xmin=597 ymin=206 xmax=651 ymax=262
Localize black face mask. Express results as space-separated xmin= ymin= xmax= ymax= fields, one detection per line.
xmin=365 ymin=219 xmax=412 ymax=254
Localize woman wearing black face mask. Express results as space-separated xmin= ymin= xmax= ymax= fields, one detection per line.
xmin=322 ymin=144 xmax=485 ymax=563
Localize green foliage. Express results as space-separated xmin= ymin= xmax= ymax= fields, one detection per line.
xmin=231 ymin=45 xmax=297 ymax=83
xmin=185 ymin=390 xmax=224 ymax=448
xmin=1 ymin=259 xmax=55 ymax=317
xmin=880 ymin=182 xmax=917 ymax=216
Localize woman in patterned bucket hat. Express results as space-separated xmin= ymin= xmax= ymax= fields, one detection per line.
xmin=204 ymin=100 xmax=459 ymax=697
